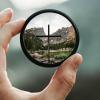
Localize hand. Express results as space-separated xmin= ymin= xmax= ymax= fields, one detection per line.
xmin=0 ymin=8 xmax=83 ymax=100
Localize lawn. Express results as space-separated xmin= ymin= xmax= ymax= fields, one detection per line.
xmin=37 ymin=50 xmax=71 ymax=60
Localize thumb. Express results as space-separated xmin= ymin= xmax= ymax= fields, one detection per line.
xmin=42 ymin=53 xmax=83 ymax=100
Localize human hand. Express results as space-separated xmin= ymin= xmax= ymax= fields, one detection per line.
xmin=0 ymin=8 xmax=83 ymax=100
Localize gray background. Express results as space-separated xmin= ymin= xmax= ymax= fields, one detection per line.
xmin=0 ymin=0 xmax=100 ymax=100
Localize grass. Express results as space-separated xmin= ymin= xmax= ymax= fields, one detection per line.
xmin=37 ymin=50 xmax=71 ymax=60
xmin=54 ymin=52 xmax=71 ymax=59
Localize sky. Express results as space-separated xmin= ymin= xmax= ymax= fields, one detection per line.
xmin=26 ymin=12 xmax=72 ymax=35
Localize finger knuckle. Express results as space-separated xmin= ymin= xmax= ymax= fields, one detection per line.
xmin=59 ymin=73 xmax=76 ymax=89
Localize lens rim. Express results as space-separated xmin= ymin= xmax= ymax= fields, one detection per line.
xmin=20 ymin=9 xmax=79 ymax=67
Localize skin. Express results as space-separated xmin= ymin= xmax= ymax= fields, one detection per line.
xmin=0 ymin=8 xmax=83 ymax=100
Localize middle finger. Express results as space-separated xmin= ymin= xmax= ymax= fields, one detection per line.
xmin=0 ymin=8 xmax=13 ymax=28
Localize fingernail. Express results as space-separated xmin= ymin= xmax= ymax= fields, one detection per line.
xmin=15 ymin=18 xmax=26 ymax=25
xmin=73 ymin=53 xmax=83 ymax=65
xmin=70 ymin=53 xmax=83 ymax=71
xmin=15 ymin=18 xmax=25 ymax=23
xmin=18 ymin=18 xmax=26 ymax=22
xmin=1 ymin=8 xmax=13 ymax=15
xmin=63 ymin=53 xmax=83 ymax=71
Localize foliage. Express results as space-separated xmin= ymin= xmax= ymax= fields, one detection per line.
xmin=24 ymin=34 xmax=43 ymax=52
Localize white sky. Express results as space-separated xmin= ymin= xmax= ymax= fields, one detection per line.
xmin=10 ymin=0 xmax=68 ymax=10
xmin=26 ymin=13 xmax=72 ymax=35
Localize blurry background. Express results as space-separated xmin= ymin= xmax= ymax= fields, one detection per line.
xmin=0 ymin=0 xmax=100 ymax=100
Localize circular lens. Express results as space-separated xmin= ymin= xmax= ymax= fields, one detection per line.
xmin=20 ymin=9 xmax=79 ymax=67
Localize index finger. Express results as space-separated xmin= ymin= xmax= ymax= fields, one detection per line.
xmin=0 ymin=19 xmax=25 ymax=51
